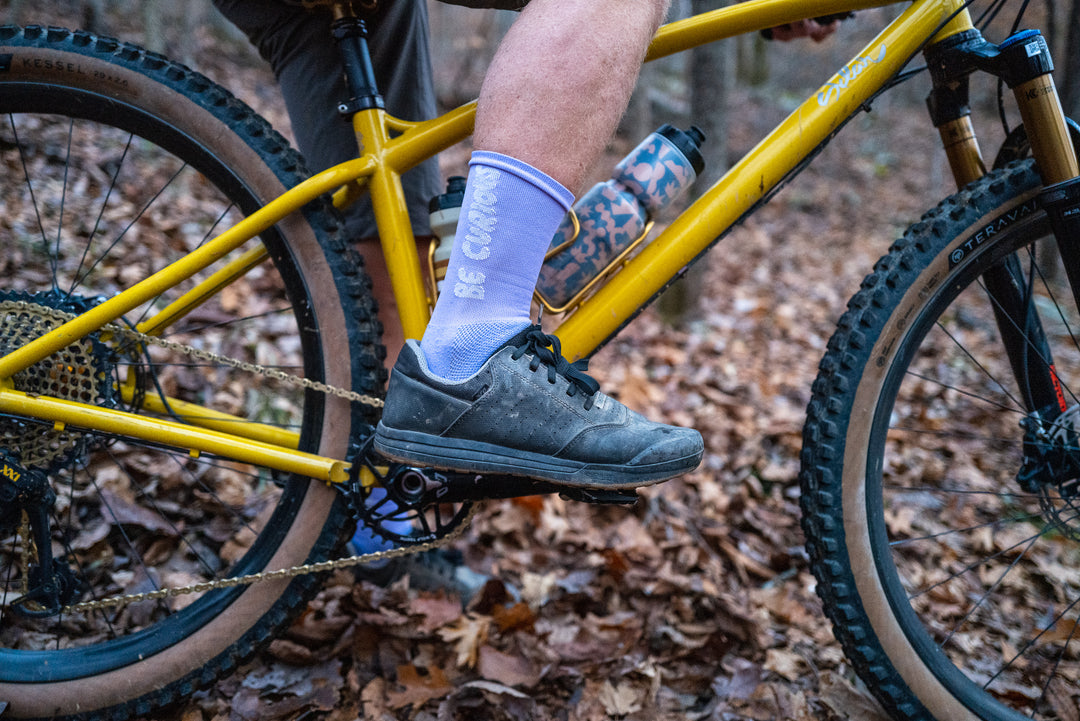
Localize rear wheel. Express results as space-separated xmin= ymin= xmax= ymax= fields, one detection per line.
xmin=0 ymin=25 xmax=384 ymax=719
xmin=802 ymin=159 xmax=1080 ymax=720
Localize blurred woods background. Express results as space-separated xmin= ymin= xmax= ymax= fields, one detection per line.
xmin=6 ymin=0 xmax=1076 ymax=321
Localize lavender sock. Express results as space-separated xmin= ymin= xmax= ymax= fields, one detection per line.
xmin=420 ymin=151 xmax=573 ymax=381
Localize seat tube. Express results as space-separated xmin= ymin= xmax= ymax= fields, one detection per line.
xmin=332 ymin=5 xmax=432 ymax=340
xmin=355 ymin=110 xmax=432 ymax=339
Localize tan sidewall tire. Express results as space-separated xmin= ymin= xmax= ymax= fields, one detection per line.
xmin=0 ymin=32 xmax=365 ymax=718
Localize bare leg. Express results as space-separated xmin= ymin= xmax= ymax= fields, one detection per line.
xmin=418 ymin=0 xmax=672 ymax=380
xmin=476 ymin=0 xmax=671 ymax=194
xmin=377 ymin=0 xmax=704 ymax=486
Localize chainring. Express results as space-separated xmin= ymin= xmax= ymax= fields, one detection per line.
xmin=347 ymin=438 xmax=475 ymax=545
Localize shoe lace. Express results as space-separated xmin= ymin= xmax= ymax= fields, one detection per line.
xmin=511 ymin=326 xmax=600 ymax=409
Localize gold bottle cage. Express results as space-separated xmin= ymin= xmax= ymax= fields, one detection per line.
xmin=426 ymin=208 xmax=654 ymax=316
xmin=534 ymin=211 xmax=655 ymax=316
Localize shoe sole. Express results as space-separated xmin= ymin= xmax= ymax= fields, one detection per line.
xmin=373 ymin=424 xmax=702 ymax=489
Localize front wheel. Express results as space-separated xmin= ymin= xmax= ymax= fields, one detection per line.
xmin=802 ymin=159 xmax=1080 ymax=720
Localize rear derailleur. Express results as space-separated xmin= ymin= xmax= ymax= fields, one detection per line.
xmin=1 ymin=452 xmax=82 ymax=617
xmin=344 ymin=436 xmax=641 ymax=545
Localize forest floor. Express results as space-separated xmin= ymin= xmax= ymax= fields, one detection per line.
xmin=3 ymin=2 xmax=1030 ymax=720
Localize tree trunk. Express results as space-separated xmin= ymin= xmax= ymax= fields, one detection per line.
xmin=1062 ymin=0 xmax=1080 ymax=120
xmin=657 ymin=0 xmax=732 ymax=325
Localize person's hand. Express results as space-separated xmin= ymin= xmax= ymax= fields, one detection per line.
xmin=768 ymin=17 xmax=839 ymax=42
xmin=762 ymin=13 xmax=852 ymax=42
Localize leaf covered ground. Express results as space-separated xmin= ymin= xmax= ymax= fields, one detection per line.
xmin=3 ymin=2 xmax=1039 ymax=719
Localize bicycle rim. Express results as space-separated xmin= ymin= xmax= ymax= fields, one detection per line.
xmin=806 ymin=161 xmax=1080 ymax=720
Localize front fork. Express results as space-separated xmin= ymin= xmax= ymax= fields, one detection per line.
xmin=925 ymin=29 xmax=1080 ymax=490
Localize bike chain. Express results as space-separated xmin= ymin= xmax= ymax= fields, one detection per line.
xmin=60 ymin=503 xmax=477 ymax=615
xmin=4 ymin=300 xmax=477 ymax=616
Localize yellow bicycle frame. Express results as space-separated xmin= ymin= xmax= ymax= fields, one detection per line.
xmin=0 ymin=0 xmax=985 ymax=482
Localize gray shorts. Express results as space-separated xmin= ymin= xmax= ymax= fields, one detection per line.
xmin=211 ymin=0 xmax=441 ymax=236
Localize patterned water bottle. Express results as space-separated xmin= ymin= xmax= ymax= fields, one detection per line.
xmin=536 ymin=124 xmax=705 ymax=309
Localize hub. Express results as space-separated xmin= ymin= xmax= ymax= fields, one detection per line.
xmin=1018 ymin=404 xmax=1080 ymax=540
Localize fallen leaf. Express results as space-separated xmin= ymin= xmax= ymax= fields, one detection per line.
xmin=478 ymin=645 xmax=541 ymax=688
xmin=492 ymin=602 xmax=536 ymax=633
xmin=764 ymin=648 xmax=805 ymax=682
xmin=386 ymin=664 xmax=453 ymax=710
xmin=410 ymin=593 xmax=463 ymax=634
xmin=818 ymin=670 xmax=892 ymax=720
xmin=438 ymin=614 xmax=490 ymax=668
xmin=597 ymin=680 xmax=643 ymax=716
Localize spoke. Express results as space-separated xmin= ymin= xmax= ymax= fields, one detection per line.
xmin=1032 ymin=611 xmax=1080 ymax=719
xmin=69 ymin=131 xmax=135 ymax=297
xmin=0 ymin=531 xmax=17 ymax=630
xmin=888 ymin=511 xmax=1045 ymax=547
xmin=933 ymin=314 xmax=1027 ymax=414
xmin=941 ymin=531 xmax=1041 ymax=647
xmin=103 ymin=446 xmax=219 ymax=580
xmin=87 ymin=471 xmax=167 ymax=616
xmin=131 ymin=201 xmax=237 ymax=330
xmin=906 ymin=521 xmax=1055 ymax=602
xmin=988 ymin=594 xmax=1080 ymax=692
xmin=162 ymin=450 xmax=265 ymax=545
xmin=166 ymin=305 xmax=297 ymax=339
xmin=883 ymin=483 xmax=1045 ymax=502
xmin=1026 ymin=245 xmax=1080 ymax=368
xmin=886 ymin=424 xmax=1026 ymax=444
xmin=7 ymin=115 xmax=55 ymax=292
xmin=71 ymin=161 xmax=189 ymax=298
xmin=974 ymin=269 xmax=1080 ymax=410
xmin=902 ymin=369 xmax=1020 ymax=415
xmin=52 ymin=118 xmax=74 ymax=301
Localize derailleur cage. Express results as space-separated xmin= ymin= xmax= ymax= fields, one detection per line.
xmin=1 ymin=451 xmax=85 ymax=617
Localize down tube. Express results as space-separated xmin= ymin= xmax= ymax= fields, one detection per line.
xmin=553 ymin=0 xmax=963 ymax=361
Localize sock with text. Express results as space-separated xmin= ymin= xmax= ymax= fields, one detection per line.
xmin=419 ymin=151 xmax=574 ymax=381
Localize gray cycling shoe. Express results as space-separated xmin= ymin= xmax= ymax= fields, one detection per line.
xmin=373 ymin=325 xmax=703 ymax=489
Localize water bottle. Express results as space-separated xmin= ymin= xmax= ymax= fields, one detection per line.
xmin=536 ymin=124 xmax=705 ymax=309
xmin=427 ymin=176 xmax=467 ymax=295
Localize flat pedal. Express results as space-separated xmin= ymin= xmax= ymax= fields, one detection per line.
xmin=557 ymin=487 xmax=640 ymax=505
xmin=345 ymin=438 xmax=646 ymax=545
xmin=436 ymin=471 xmax=642 ymax=506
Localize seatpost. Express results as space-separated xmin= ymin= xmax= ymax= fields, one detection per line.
xmin=330 ymin=2 xmax=385 ymax=115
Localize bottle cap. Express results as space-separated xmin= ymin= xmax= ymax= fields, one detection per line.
xmin=657 ymin=124 xmax=706 ymax=175
xmin=428 ymin=176 xmax=467 ymax=213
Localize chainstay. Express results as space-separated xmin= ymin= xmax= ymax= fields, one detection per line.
xmin=60 ymin=502 xmax=479 ymax=615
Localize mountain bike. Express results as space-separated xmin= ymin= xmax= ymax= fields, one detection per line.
xmin=0 ymin=0 xmax=1078 ymax=718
